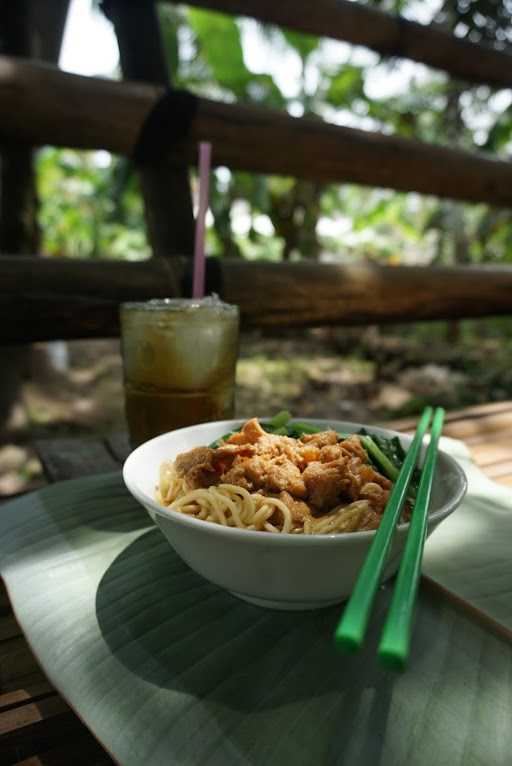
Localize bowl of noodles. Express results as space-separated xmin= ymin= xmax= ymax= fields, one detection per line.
xmin=123 ymin=414 xmax=467 ymax=610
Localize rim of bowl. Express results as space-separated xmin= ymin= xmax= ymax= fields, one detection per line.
xmin=123 ymin=417 xmax=468 ymax=545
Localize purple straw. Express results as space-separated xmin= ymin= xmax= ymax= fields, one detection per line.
xmin=192 ymin=142 xmax=212 ymax=298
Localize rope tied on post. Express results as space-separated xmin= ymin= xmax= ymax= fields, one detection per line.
xmin=132 ymin=89 xmax=199 ymax=164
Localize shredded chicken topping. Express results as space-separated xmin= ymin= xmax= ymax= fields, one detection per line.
xmin=174 ymin=418 xmax=393 ymax=531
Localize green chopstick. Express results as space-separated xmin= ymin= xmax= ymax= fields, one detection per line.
xmin=334 ymin=406 xmax=433 ymax=653
xmin=378 ymin=406 xmax=445 ymax=670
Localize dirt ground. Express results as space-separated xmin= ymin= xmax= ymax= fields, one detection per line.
xmin=1 ymin=325 xmax=510 ymax=496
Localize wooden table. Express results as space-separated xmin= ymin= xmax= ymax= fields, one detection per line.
xmin=2 ymin=400 xmax=512 ymax=765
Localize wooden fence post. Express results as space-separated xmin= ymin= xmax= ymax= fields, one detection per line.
xmin=0 ymin=0 xmax=70 ymax=429
xmin=103 ymin=0 xmax=195 ymax=272
xmin=0 ymin=0 xmax=39 ymax=255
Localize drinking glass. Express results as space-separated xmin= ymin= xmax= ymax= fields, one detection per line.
xmin=120 ymin=297 xmax=239 ymax=446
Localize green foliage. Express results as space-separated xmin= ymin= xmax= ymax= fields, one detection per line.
xmin=35 ymin=0 xmax=512 ymax=268
xmin=185 ymin=9 xmax=285 ymax=107
xmin=187 ymin=10 xmax=248 ymax=96
xmin=325 ymin=65 xmax=365 ymax=107
xmin=157 ymin=5 xmax=180 ymax=77
xmin=37 ymin=148 xmax=149 ymax=260
xmin=484 ymin=109 xmax=512 ymax=152
xmin=435 ymin=0 xmax=512 ymax=47
xmin=281 ymin=29 xmax=319 ymax=62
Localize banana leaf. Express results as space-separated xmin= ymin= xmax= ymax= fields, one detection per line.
xmin=1 ymin=440 xmax=511 ymax=765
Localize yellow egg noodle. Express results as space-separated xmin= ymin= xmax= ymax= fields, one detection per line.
xmin=157 ymin=459 xmax=373 ymax=535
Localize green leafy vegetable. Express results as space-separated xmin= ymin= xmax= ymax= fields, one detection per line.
xmin=267 ymin=410 xmax=292 ymax=430
xmin=359 ymin=429 xmax=420 ymax=496
xmin=359 ymin=434 xmax=400 ymax=482
xmin=284 ymin=421 xmax=323 ymax=437
xmin=208 ymin=430 xmax=236 ymax=448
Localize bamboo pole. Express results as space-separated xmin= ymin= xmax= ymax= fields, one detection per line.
xmin=2 ymin=57 xmax=512 ymax=208
xmin=166 ymin=0 xmax=512 ymax=90
xmin=2 ymin=256 xmax=512 ymax=343
xmin=0 ymin=1 xmax=70 ymax=430
xmin=106 ymin=0 xmax=195 ymax=260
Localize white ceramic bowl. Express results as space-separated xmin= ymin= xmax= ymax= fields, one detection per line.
xmin=123 ymin=418 xmax=467 ymax=610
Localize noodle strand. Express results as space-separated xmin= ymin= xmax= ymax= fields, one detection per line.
xmin=157 ymin=460 xmax=374 ymax=534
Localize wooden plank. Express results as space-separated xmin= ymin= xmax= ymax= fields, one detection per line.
xmin=107 ymin=0 xmax=196 ymax=260
xmin=167 ymin=0 xmax=512 ymax=91
xmin=0 ymin=614 xmax=21 ymax=643
xmin=0 ymin=696 xmax=70 ymax=737
xmin=392 ymin=408 xmax=512 ymax=484
xmin=443 ymin=400 xmax=512 ymax=420
xmin=492 ymin=474 xmax=512 ymax=488
xmin=482 ymin=460 xmax=512 ymax=480
xmin=0 ymin=636 xmax=47 ymax=692
xmin=392 ymin=406 xmax=512 ymax=444
xmin=467 ymin=441 xmax=512 ymax=468
xmin=467 ymin=437 xmax=512 ymax=455
xmin=4 ymin=257 xmax=512 ymax=342
xmin=34 ymin=439 xmax=120 ymax=483
xmin=0 ymin=595 xmax=55 ymax=707
xmin=390 ymin=400 xmax=512 ymax=432
xmin=4 ymin=57 xmax=512 ymax=208
xmin=1 ymin=670 xmax=59 ymax=700
xmin=15 ymin=738 xmax=115 ymax=765
xmin=448 ymin=411 xmax=512 ymax=444
xmin=0 ymin=682 xmax=55 ymax=714
xmin=0 ymin=694 xmax=94 ymax=764
xmin=0 ymin=582 xmax=11 ymax=618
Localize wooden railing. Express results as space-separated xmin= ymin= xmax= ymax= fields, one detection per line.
xmin=3 ymin=256 xmax=512 ymax=343
xmin=2 ymin=56 xmax=512 ymax=208
xmin=165 ymin=0 xmax=512 ymax=89
xmin=1 ymin=0 xmax=512 ymax=343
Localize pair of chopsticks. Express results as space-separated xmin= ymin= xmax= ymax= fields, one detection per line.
xmin=334 ymin=406 xmax=445 ymax=670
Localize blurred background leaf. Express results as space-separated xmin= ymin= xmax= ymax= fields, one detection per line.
xmin=37 ymin=0 xmax=512 ymax=267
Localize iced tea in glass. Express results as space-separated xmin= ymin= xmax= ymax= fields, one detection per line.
xmin=120 ymin=297 xmax=239 ymax=446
